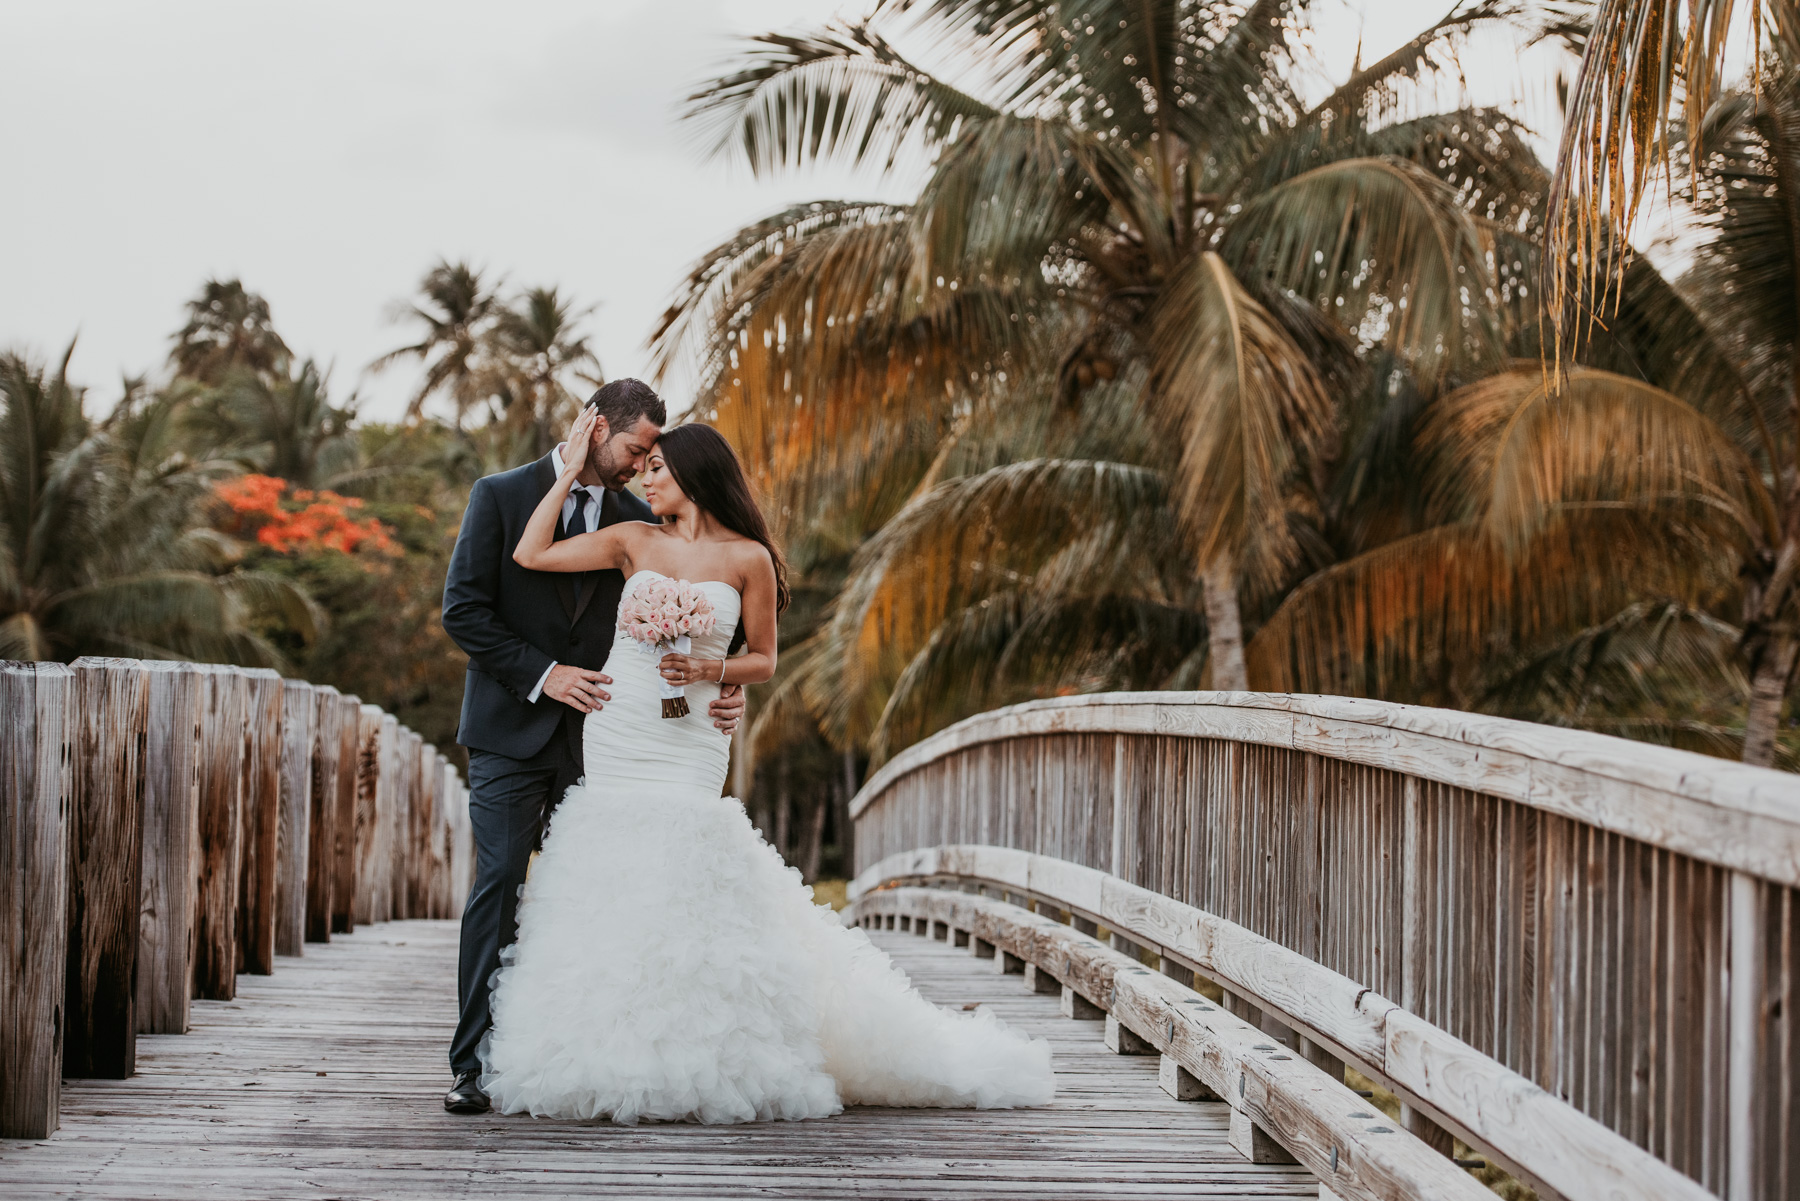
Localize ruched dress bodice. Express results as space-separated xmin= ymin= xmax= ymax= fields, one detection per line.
xmin=581 ymin=571 xmax=740 ymax=796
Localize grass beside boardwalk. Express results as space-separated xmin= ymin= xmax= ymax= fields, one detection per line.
xmin=811 ymin=879 xmax=848 ymax=911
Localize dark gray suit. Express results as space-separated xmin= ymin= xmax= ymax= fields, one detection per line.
xmin=440 ymin=454 xmax=653 ymax=1074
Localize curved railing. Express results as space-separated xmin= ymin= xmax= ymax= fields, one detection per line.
xmin=0 ymin=658 xmax=471 ymax=1138
xmin=846 ymin=692 xmax=1800 ymax=1201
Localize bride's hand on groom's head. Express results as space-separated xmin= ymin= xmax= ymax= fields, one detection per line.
xmin=562 ymin=407 xmax=598 ymax=476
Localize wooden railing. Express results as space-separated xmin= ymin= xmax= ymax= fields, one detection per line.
xmin=846 ymin=692 xmax=1800 ymax=1201
xmin=0 ymin=658 xmax=472 ymax=1139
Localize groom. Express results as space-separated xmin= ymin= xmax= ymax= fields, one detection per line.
xmin=439 ymin=378 xmax=744 ymax=1114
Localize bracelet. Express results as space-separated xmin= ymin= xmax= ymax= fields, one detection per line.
xmin=717 ymin=658 xmax=728 ymax=684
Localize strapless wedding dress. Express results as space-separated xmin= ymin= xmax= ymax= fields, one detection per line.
xmin=477 ymin=570 xmax=1055 ymax=1123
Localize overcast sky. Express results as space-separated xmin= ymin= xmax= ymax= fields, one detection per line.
xmin=2 ymin=0 xmax=1571 ymax=422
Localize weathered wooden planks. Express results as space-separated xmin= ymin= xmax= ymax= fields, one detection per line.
xmin=0 ymin=917 xmax=1317 ymax=1199
xmin=275 ymin=680 xmax=314 ymax=957
xmin=63 ymin=658 xmax=152 ymax=1079
xmin=192 ymin=665 xmax=244 ymax=1001
xmin=135 ymin=662 xmax=203 ymax=1035
xmin=235 ymin=669 xmax=284 ymax=976
xmin=0 ymin=662 xmax=73 ymax=1138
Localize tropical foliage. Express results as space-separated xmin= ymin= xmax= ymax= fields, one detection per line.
xmin=659 ymin=0 xmax=1800 ymax=773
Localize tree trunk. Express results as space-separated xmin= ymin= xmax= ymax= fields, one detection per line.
xmin=1202 ymin=553 xmax=1249 ymax=691
xmin=838 ymin=748 xmax=858 ymax=878
xmin=1744 ymin=632 xmax=1798 ymax=767
xmin=798 ymin=793 xmax=826 ymax=883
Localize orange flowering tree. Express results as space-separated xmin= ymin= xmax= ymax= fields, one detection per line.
xmin=214 ymin=474 xmax=398 ymax=557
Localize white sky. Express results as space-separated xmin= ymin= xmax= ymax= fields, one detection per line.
xmin=1 ymin=0 xmax=1572 ymax=422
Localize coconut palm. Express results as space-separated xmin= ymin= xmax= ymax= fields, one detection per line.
xmin=484 ymin=286 xmax=602 ymax=461
xmin=170 ymin=279 xmax=292 ymax=385
xmin=181 ymin=358 xmax=360 ymax=487
xmin=0 ymin=345 xmax=316 ymax=664
xmin=1255 ymin=58 xmax=1800 ymax=765
xmin=662 ymin=0 xmax=1548 ymax=755
xmin=371 ymin=260 xmax=500 ymax=428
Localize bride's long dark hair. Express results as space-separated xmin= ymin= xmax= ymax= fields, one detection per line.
xmin=657 ymin=423 xmax=790 ymax=612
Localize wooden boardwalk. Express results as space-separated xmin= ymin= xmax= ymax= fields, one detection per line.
xmin=0 ymin=918 xmax=1317 ymax=1200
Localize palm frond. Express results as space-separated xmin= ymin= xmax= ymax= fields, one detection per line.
xmin=1545 ymin=0 xmax=1798 ymax=355
xmin=1221 ymin=156 xmax=1501 ymax=380
xmin=1147 ymin=251 xmax=1331 ymax=591
xmin=1422 ymin=364 xmax=1776 ymax=548
xmin=685 ymin=21 xmax=1003 ymax=175
xmin=1247 ymin=510 xmax=1737 ymax=698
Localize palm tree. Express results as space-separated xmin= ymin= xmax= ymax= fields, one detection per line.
xmin=181 ymin=359 xmax=360 ymax=487
xmin=0 ymin=344 xmax=316 ymax=664
xmin=1257 ymin=57 xmax=1800 ymax=766
xmin=170 ymin=279 xmax=291 ymax=385
xmin=371 ymin=260 xmax=500 ymax=428
xmin=488 ymin=286 xmax=601 ymax=460
xmin=660 ymin=0 xmax=1546 ymax=753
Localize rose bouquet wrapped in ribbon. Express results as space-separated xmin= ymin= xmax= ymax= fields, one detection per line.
xmin=618 ymin=576 xmax=718 ymax=718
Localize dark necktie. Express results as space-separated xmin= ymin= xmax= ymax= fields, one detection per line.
xmin=560 ymin=491 xmax=592 ymax=539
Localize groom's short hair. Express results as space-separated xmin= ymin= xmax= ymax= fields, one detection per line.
xmin=586 ymin=378 xmax=666 ymax=434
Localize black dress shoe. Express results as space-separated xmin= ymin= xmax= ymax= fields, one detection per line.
xmin=445 ymin=1070 xmax=491 ymax=1114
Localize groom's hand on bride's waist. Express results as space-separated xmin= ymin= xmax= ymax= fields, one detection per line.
xmin=544 ymin=665 xmax=612 ymax=713
xmin=709 ymin=685 xmax=745 ymax=734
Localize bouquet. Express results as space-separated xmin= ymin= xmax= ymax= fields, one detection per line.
xmin=618 ymin=577 xmax=719 ymax=718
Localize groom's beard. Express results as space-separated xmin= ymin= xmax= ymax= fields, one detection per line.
xmin=587 ymin=441 xmax=634 ymax=491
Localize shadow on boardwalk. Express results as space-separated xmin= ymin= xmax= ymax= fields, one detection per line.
xmin=0 ymin=919 xmax=1316 ymax=1199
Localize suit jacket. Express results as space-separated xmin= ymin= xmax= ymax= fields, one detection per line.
xmin=443 ymin=454 xmax=655 ymax=761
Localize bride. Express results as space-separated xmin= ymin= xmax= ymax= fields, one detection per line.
xmin=481 ymin=409 xmax=1055 ymax=1124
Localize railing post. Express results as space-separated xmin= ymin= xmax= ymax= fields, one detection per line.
xmin=274 ymin=680 xmax=314 ymax=957
xmin=329 ymin=694 xmax=361 ymax=934
xmin=0 ymin=661 xmax=73 ymax=1138
xmin=1110 ymin=735 xmax=1125 ymax=878
xmin=235 ymin=669 xmax=283 ymax=976
xmin=447 ymin=767 xmax=471 ymax=920
xmin=64 ymin=658 xmax=152 ymax=1079
xmin=136 ymin=662 xmax=203 ymax=1034
xmin=304 ymin=686 xmax=342 ymax=944
xmin=192 ymin=665 xmax=244 ymax=1001
xmin=1727 ymin=870 xmax=1760 ymax=1201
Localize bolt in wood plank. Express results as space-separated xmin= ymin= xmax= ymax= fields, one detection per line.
xmin=64 ymin=658 xmax=152 ymax=1079
xmin=0 ymin=662 xmax=73 ymax=1138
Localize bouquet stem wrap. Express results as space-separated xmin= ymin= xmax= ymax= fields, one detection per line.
xmin=659 ymin=635 xmax=692 ymax=719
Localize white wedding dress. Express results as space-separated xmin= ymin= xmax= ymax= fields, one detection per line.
xmin=478 ymin=570 xmax=1055 ymax=1123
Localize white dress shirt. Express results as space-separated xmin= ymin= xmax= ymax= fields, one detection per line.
xmin=527 ymin=443 xmax=607 ymax=704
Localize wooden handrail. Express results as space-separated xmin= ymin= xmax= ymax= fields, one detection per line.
xmin=849 ymin=691 xmax=1800 ymax=1201
xmin=0 ymin=657 xmax=472 ymax=1139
